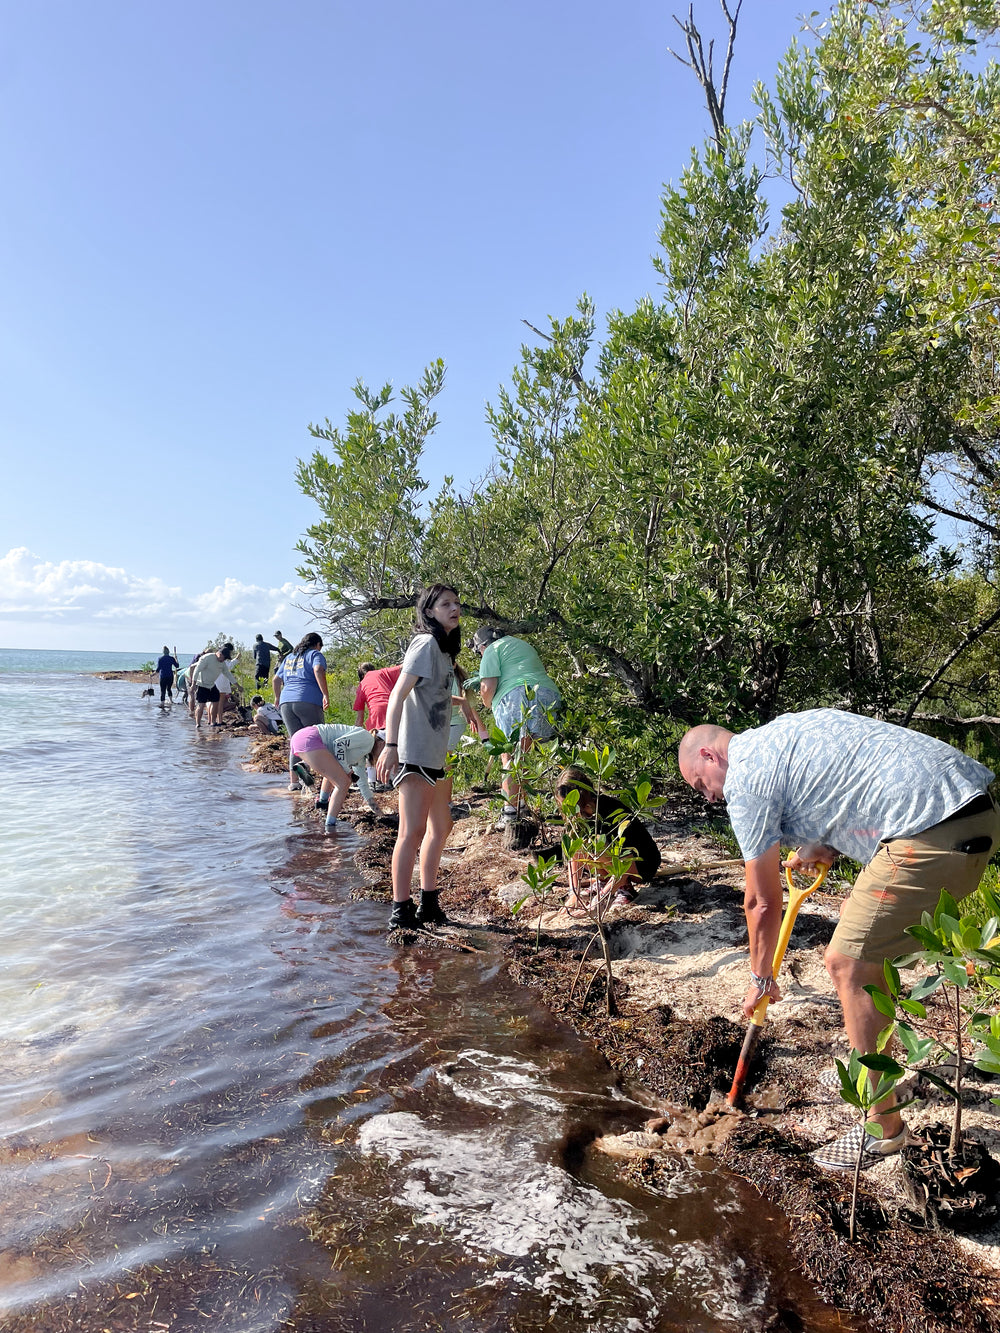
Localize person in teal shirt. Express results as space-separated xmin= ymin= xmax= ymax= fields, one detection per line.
xmin=472 ymin=626 xmax=561 ymax=824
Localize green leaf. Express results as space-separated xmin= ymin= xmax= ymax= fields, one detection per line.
xmin=897 ymin=1026 xmax=935 ymax=1064
xmin=910 ymin=974 xmax=944 ymax=1001
xmin=859 ymin=1053 xmax=904 ymax=1076
xmin=865 ymin=988 xmax=897 ymax=1019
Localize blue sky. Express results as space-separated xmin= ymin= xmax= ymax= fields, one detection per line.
xmin=1 ymin=0 xmax=815 ymax=650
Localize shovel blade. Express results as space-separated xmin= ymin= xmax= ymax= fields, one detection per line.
xmin=726 ymin=1018 xmax=764 ymax=1107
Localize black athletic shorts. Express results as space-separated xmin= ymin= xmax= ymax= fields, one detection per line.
xmin=196 ymin=685 xmax=220 ymax=704
xmin=393 ymin=763 xmax=447 ymax=788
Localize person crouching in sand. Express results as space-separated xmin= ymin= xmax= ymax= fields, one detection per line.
xmin=288 ymin=723 xmax=383 ymax=831
xmin=556 ymin=766 xmax=661 ymax=913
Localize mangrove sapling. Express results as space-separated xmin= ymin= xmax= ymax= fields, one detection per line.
xmin=834 ymin=1049 xmax=912 ymax=1243
xmin=513 ymin=854 xmax=561 ymax=952
xmin=878 ymin=888 xmax=1000 ymax=1161
xmin=554 ymin=751 xmax=666 ymax=1018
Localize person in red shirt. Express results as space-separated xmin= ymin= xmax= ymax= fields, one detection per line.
xmin=354 ymin=662 xmax=402 ymax=788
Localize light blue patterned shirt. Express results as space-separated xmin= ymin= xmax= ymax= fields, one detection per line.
xmin=724 ymin=709 xmax=993 ymax=864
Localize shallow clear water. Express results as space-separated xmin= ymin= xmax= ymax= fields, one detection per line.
xmin=0 ymin=670 xmax=848 ymax=1332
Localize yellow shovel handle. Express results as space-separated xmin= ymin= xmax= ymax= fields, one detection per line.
xmin=750 ymin=863 xmax=829 ymax=1026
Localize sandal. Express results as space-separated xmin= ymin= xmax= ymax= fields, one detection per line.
xmin=811 ymin=1123 xmax=907 ymax=1171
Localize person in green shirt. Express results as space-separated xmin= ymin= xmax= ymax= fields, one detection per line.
xmin=472 ymin=625 xmax=562 ymax=824
xmin=273 ymin=630 xmax=294 ymax=661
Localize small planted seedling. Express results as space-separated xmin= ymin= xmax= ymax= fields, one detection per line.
xmin=834 ymin=1049 xmax=911 ymax=1242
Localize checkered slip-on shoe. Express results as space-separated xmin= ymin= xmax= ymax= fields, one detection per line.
xmin=811 ymin=1124 xmax=907 ymax=1171
xmin=817 ymin=1067 xmax=843 ymax=1097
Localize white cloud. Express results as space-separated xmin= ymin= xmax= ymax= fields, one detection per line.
xmin=0 ymin=548 xmax=320 ymax=651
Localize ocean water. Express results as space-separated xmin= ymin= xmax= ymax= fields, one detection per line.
xmin=0 ymin=648 xmax=190 ymax=674
xmin=0 ymin=664 xmax=848 ymax=1333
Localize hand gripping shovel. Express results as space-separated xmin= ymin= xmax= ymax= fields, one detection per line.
xmin=726 ymin=863 xmax=828 ymax=1108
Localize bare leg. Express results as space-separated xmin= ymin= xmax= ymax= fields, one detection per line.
xmin=825 ymin=947 xmax=903 ymax=1136
xmin=391 ymin=776 xmax=435 ymax=903
xmin=299 ymin=749 xmax=352 ymax=818
xmin=501 ymin=734 xmax=534 ymax=808
xmin=419 ymin=778 xmax=453 ymax=893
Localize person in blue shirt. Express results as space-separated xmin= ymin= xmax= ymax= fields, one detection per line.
xmin=154 ymin=646 xmax=179 ymax=704
xmin=273 ymin=632 xmax=329 ymax=791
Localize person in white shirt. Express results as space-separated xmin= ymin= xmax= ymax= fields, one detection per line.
xmin=289 ymin=723 xmax=383 ymax=830
xmin=251 ymin=696 xmax=283 ymax=735
xmin=190 ymin=645 xmax=237 ymax=730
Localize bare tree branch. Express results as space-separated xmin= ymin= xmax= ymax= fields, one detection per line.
xmin=886 ymin=710 xmax=1000 ymax=728
xmin=902 ymin=599 xmax=1000 ymax=726
xmin=667 ymin=0 xmax=743 ymax=144
xmin=920 ymin=494 xmax=1000 ymax=540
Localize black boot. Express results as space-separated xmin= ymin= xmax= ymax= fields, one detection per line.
xmin=388 ymin=899 xmax=419 ymax=932
xmin=415 ymin=890 xmax=449 ymax=928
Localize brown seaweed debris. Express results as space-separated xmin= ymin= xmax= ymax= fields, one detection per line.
xmin=720 ymin=1121 xmax=1000 ymax=1333
xmin=245 ymin=732 xmax=289 ymax=773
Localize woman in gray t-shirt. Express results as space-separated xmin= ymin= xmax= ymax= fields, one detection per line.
xmin=376 ymin=583 xmax=465 ymax=933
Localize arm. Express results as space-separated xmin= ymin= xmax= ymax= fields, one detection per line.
xmin=742 ymin=842 xmax=785 ymax=1020
xmin=375 ymin=672 xmax=419 ymax=783
xmin=273 ymin=672 xmax=282 ymax=706
xmin=354 ymin=763 xmax=380 ymax=812
xmin=354 ymin=709 xmax=366 ymax=728
xmin=461 ymin=689 xmax=488 ymax=738
xmin=313 ymin=663 xmax=329 ymax=711
xmin=479 ymin=676 xmax=498 ymax=708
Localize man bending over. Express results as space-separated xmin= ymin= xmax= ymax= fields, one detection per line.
xmin=678 ymin=709 xmax=999 ymax=1170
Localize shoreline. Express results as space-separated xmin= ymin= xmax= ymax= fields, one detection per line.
xmin=247 ymin=729 xmax=1000 ymax=1333
xmin=93 ymin=670 xmax=156 ymax=682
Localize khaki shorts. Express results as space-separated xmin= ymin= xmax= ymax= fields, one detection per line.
xmin=831 ymin=799 xmax=1000 ymax=963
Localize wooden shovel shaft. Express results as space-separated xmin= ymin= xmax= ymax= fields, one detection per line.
xmin=726 ymin=864 xmax=829 ymax=1107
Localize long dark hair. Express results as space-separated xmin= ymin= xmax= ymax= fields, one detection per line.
xmin=415 ymin=583 xmax=461 ymax=662
xmin=292 ymin=632 xmax=323 ymax=656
